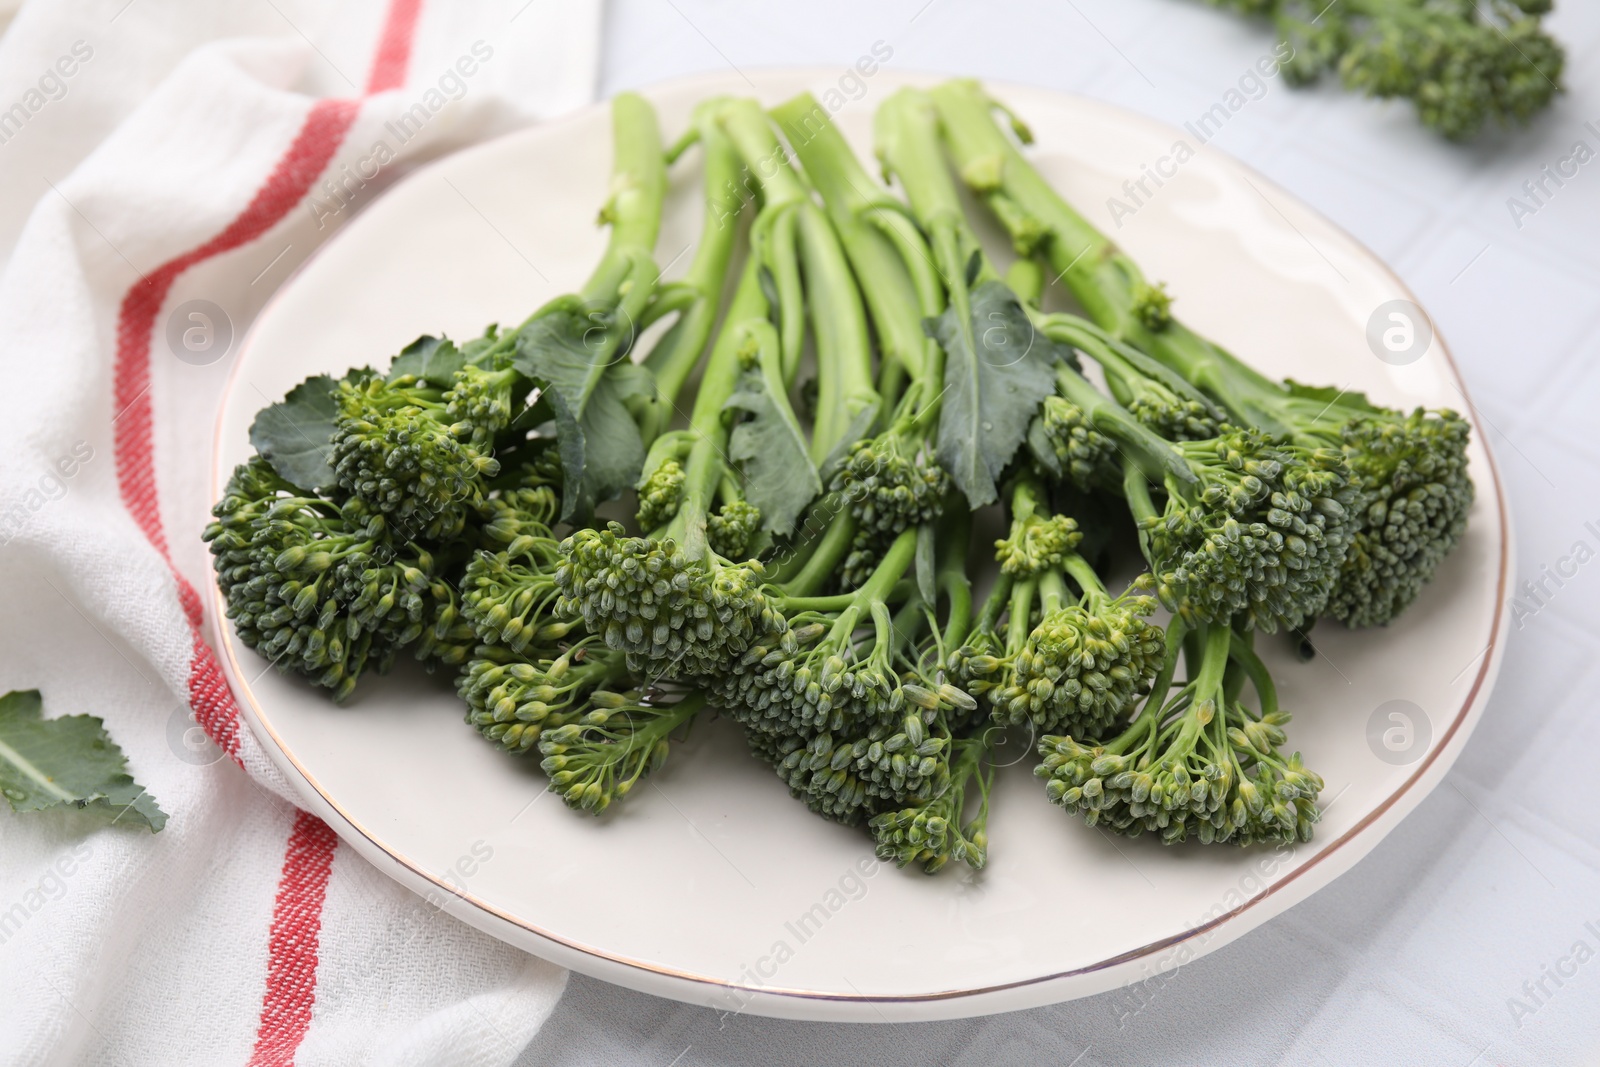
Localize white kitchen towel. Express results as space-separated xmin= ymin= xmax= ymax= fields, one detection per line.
xmin=0 ymin=2 xmax=601 ymax=1063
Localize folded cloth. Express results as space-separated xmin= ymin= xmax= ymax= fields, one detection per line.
xmin=0 ymin=2 xmax=601 ymax=1062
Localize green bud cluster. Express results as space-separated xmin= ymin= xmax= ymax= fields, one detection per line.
xmin=991 ymin=593 xmax=1164 ymax=737
xmin=828 ymin=433 xmax=951 ymax=537
xmin=1328 ymin=409 xmax=1473 ymax=626
xmin=462 ymin=546 xmax=566 ymax=654
xmin=772 ymin=714 xmax=946 ymax=819
xmin=1132 ymin=281 xmax=1173 ymax=333
xmin=741 ymin=637 xmax=987 ymax=839
xmin=456 ymin=639 xmax=618 ymax=753
xmin=1036 ymin=395 xmax=1119 ymax=490
xmin=1206 ymin=0 xmax=1564 ymax=141
xmin=1037 ymin=710 xmax=1322 ymax=846
xmin=1142 ymin=429 xmax=1356 ymax=631
xmin=553 ymin=522 xmax=785 ymax=681
xmin=996 ymin=513 xmax=1082 ymax=578
xmin=869 ymin=732 xmax=993 ymax=873
xmin=479 ymin=486 xmax=561 ymax=555
xmin=329 ymin=374 xmax=499 ymax=541
xmin=204 ymin=458 xmax=464 ymax=701
xmin=946 ymin=624 xmax=1007 ymax=706
xmin=635 ymin=458 xmax=685 ymax=531
xmin=1034 ymin=623 xmax=1324 ymax=846
xmin=538 ymin=694 xmax=695 ymax=814
xmin=708 ymin=499 xmax=763 ymax=560
xmin=720 ymin=620 xmax=898 ymax=739
xmin=442 ymin=365 xmax=525 ymax=447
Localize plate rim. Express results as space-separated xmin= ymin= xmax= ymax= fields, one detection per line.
xmin=209 ymin=66 xmax=1514 ymax=1020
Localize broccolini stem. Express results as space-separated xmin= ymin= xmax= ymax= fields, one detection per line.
xmin=659 ymin=258 xmax=768 ymax=559
xmin=1228 ymin=630 xmax=1280 ymax=719
xmin=797 ymin=202 xmax=878 ymax=464
xmin=936 ymin=509 xmax=975 ymax=650
xmin=587 ymin=92 xmax=668 ymax=279
xmin=715 ymin=98 xmax=811 ymax=380
xmin=780 ymin=506 xmax=863 ymax=598
xmin=773 ymin=92 xmax=942 ymax=387
xmin=930 ymin=81 xmax=1305 ymax=437
xmin=930 ymin=80 xmax=1137 ymax=336
xmin=1003 ymin=577 xmax=1037 ymax=652
xmin=1037 ymin=570 xmax=1071 ymax=616
xmin=821 ymin=526 xmax=919 ymax=647
xmin=876 ymin=88 xmax=990 ymax=330
xmin=640 ymin=104 xmax=746 ymax=437
xmin=974 ymin=571 xmax=1014 ymax=632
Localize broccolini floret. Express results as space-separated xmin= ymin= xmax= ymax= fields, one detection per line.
xmin=1205 ymin=0 xmax=1564 ymax=141
xmin=953 ymin=475 xmax=1165 ymax=739
xmin=1037 ymin=621 xmax=1324 ymax=845
xmin=554 ymin=262 xmax=786 ymax=683
xmin=933 ymin=81 xmax=1458 ymax=628
xmin=204 ymin=457 xmax=466 ymax=701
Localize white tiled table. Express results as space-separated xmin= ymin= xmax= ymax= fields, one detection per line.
xmin=518 ymin=3 xmax=1600 ymax=1063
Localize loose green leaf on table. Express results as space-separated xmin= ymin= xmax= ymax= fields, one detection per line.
xmin=0 ymin=690 xmax=166 ymax=832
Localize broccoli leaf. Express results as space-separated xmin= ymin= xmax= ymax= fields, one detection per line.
xmin=0 ymin=690 xmax=166 ymax=832
xmin=727 ymin=358 xmax=822 ymax=538
xmin=927 ymin=280 xmax=1061 ymax=507
xmin=915 ymin=524 xmax=937 ymax=606
xmin=1282 ymin=380 xmax=1383 ymax=415
xmin=511 ymin=300 xmax=648 ymax=521
xmin=387 ymin=334 xmax=465 ymax=387
xmin=248 ymin=373 xmax=345 ymax=492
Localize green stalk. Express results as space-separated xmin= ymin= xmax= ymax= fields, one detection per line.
xmin=471 ymin=95 xmax=667 ymax=377
xmin=781 ymin=509 xmax=863 ymax=597
xmin=797 ymin=203 xmax=878 ymax=463
xmin=1061 ymin=553 xmax=1107 ymax=600
xmin=1004 ymin=577 xmax=1037 ymax=652
xmin=661 ymin=257 xmax=767 ymax=559
xmin=714 ymin=98 xmax=811 ymax=381
xmin=930 ymin=80 xmax=1303 ymax=437
xmin=876 ymin=88 xmax=990 ymax=330
xmin=930 ymin=80 xmax=1133 ymax=337
xmin=1038 ymin=570 xmax=1071 ymax=615
xmin=822 ymin=527 xmax=919 ymax=645
xmin=639 ymin=104 xmax=746 ymax=440
xmin=715 ymin=97 xmax=878 ymax=463
xmin=936 ymin=509 xmax=975 ymax=650
xmin=773 ymin=93 xmax=943 ymax=387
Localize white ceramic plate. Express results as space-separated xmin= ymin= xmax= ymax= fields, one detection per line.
xmin=212 ymin=70 xmax=1511 ymax=1022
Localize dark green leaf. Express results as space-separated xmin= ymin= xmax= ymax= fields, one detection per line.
xmin=0 ymin=690 xmax=166 ymax=832
xmin=387 ymin=335 xmax=465 ymax=388
xmin=248 ymin=373 xmax=348 ymax=492
xmin=927 ymin=280 xmax=1061 ymax=507
xmin=1283 ymin=380 xmax=1382 ymax=414
xmin=726 ymin=352 xmax=822 ymax=539
xmin=915 ymin=524 xmax=937 ymax=606
xmin=459 ymin=325 xmax=505 ymax=366
xmin=510 ymin=300 xmax=647 ymax=521
xmin=568 ymin=373 xmax=651 ymax=520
